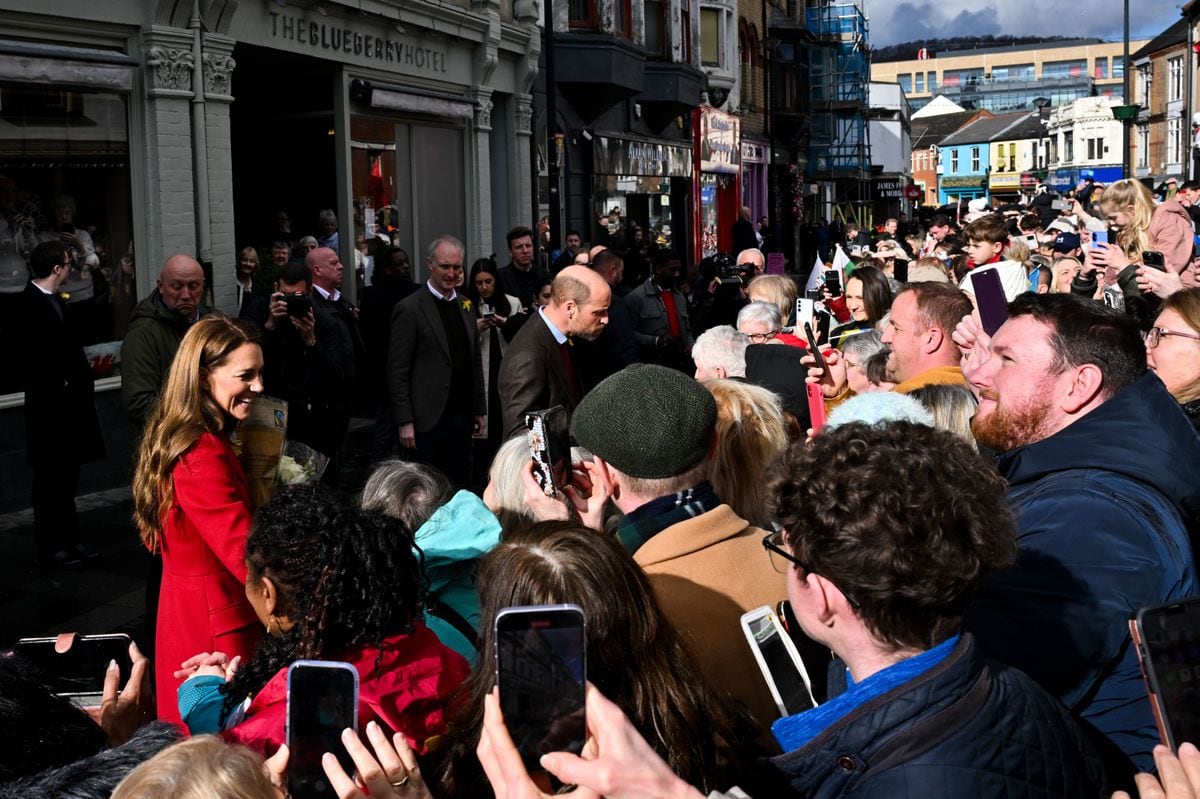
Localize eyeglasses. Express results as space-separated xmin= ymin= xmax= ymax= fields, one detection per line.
xmin=1144 ymin=327 xmax=1200 ymax=349
xmin=761 ymin=531 xmax=861 ymax=609
xmin=746 ymin=330 xmax=779 ymax=344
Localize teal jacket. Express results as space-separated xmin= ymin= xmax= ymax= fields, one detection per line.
xmin=416 ymin=490 xmax=501 ymax=662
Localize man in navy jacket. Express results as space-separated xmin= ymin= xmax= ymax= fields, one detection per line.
xmin=964 ymin=293 xmax=1200 ymax=784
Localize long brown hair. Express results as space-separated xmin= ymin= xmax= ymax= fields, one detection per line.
xmin=131 ymin=315 xmax=261 ymax=552
xmin=434 ymin=523 xmax=756 ymax=796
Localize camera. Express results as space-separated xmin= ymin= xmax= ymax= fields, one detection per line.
xmin=705 ymin=253 xmax=747 ymax=288
xmin=284 ymin=292 xmax=312 ymax=318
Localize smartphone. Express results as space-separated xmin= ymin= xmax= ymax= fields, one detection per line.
xmin=1132 ymin=598 xmax=1200 ymax=752
xmin=1142 ymin=251 xmax=1167 ymax=272
xmin=806 ymin=383 xmax=827 ymax=433
xmin=285 ymin=292 xmax=313 ymax=318
xmin=814 ymin=309 xmax=833 ymax=346
xmin=804 ymin=288 xmax=822 ymax=301
xmin=1102 ymin=284 xmax=1125 ymax=311
xmin=795 ymin=298 xmax=815 ymax=329
xmin=1021 ymin=234 xmax=1039 ymax=250
xmin=526 ymin=406 xmax=570 ymax=497
xmin=1092 ymin=230 xmax=1109 ymax=246
xmin=823 ymin=269 xmax=842 ymax=296
xmin=970 ymin=267 xmax=1009 ymax=337
xmin=495 ymin=605 xmax=587 ymax=768
xmin=893 ymin=258 xmax=909 ymax=283
xmin=13 ymin=633 xmax=132 ymax=708
xmin=1051 ymin=198 xmax=1070 ymax=211
xmin=286 ymin=660 xmax=360 ymax=799
xmin=740 ymin=606 xmax=817 ymax=718
xmin=804 ymin=322 xmax=831 ymax=383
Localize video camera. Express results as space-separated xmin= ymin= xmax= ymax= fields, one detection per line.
xmin=704 ymin=253 xmax=750 ymax=290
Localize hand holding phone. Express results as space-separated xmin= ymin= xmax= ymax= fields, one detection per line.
xmin=823 ymin=269 xmax=842 ymax=296
xmin=526 ymin=407 xmax=571 ymax=497
xmin=741 ymin=605 xmax=817 ymax=718
xmin=804 ymin=323 xmax=831 ymax=383
xmin=287 ymin=661 xmax=359 ymax=799
xmin=970 ymin=268 xmax=1008 ymax=337
xmin=14 ymin=633 xmax=134 ymax=708
xmin=1132 ymin=598 xmax=1200 ymax=752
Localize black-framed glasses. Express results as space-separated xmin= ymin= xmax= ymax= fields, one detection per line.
xmin=761 ymin=531 xmax=861 ymax=609
xmin=1144 ymin=327 xmax=1200 ymax=349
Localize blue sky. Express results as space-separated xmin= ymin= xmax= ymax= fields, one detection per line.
xmin=865 ymin=0 xmax=1184 ymax=48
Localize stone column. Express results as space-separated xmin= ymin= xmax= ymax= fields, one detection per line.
xmin=142 ymin=27 xmax=197 ymax=271
xmin=468 ymin=91 xmax=495 ymax=264
xmin=513 ymin=95 xmax=535 ymax=234
xmin=200 ymin=33 xmax=238 ymax=313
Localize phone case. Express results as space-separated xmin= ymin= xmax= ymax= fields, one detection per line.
xmin=14 ymin=633 xmax=133 ymax=706
xmin=970 ymin=268 xmax=1009 ymax=336
xmin=1130 ymin=619 xmax=1175 ymax=751
xmin=525 ymin=407 xmax=566 ymax=497
xmin=807 ymin=383 xmax=827 ymax=433
xmin=740 ymin=606 xmax=816 ymax=717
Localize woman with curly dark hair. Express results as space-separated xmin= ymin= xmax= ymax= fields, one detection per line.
xmin=431 ymin=522 xmax=759 ymax=797
xmin=173 ymin=484 xmax=470 ymax=757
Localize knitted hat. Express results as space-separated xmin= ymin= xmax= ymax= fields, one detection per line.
xmin=570 ymin=364 xmax=716 ymax=479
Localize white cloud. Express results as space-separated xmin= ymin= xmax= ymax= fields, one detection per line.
xmin=863 ymin=0 xmax=1183 ymax=47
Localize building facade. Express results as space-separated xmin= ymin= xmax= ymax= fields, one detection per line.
xmin=988 ymin=112 xmax=1049 ymax=200
xmin=872 ymin=38 xmax=1146 ymax=115
xmin=866 ymin=81 xmax=912 ymax=220
xmin=910 ymin=105 xmax=990 ymax=206
xmin=1132 ymin=19 xmax=1188 ymax=183
xmin=0 ymin=0 xmax=540 ymax=508
xmin=1047 ymin=96 xmax=1124 ymax=190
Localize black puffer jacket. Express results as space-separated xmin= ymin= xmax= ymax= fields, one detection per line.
xmin=0 ymin=722 xmax=180 ymax=799
xmin=764 ymin=635 xmax=1106 ymax=798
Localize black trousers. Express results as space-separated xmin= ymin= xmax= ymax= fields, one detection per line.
xmin=414 ymin=412 xmax=473 ymax=489
xmin=31 ymin=459 xmax=81 ymax=562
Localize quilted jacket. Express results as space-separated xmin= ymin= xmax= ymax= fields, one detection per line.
xmin=765 ymin=635 xmax=1106 ymax=798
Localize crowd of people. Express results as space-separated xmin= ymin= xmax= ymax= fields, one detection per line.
xmin=6 ymin=177 xmax=1200 ymax=798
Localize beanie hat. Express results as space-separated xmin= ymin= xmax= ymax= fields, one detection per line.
xmin=570 ymin=364 xmax=716 ymax=479
xmin=826 ymin=392 xmax=933 ymax=431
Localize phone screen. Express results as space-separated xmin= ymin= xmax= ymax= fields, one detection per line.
xmin=526 ymin=407 xmax=571 ymax=496
xmin=1137 ymin=600 xmax=1200 ymax=751
xmin=744 ymin=611 xmax=815 ymax=716
xmin=287 ymin=661 xmax=359 ymax=799
xmin=970 ymin=268 xmax=1009 ymax=337
xmin=823 ymin=270 xmax=842 ymax=296
xmin=14 ymin=634 xmax=132 ymax=702
xmin=496 ymin=605 xmax=586 ymax=768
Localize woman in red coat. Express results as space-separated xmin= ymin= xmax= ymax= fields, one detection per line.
xmin=132 ymin=314 xmax=265 ymax=723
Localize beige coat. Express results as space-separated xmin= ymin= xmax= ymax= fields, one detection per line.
xmin=634 ymin=504 xmax=789 ymax=743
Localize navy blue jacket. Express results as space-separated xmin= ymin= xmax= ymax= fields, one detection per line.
xmin=766 ymin=635 xmax=1105 ymax=797
xmin=969 ymin=372 xmax=1200 ymax=776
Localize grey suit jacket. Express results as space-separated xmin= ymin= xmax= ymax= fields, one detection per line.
xmin=497 ymin=312 xmax=578 ymax=440
xmin=387 ymin=287 xmax=486 ymax=433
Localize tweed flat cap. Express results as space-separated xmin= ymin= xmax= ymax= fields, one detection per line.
xmin=570 ymin=364 xmax=716 ymax=479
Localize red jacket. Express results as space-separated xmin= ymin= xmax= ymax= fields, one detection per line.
xmin=223 ymin=624 xmax=470 ymax=756
xmin=155 ymin=432 xmax=261 ymax=724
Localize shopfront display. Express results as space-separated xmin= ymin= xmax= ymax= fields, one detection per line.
xmin=694 ymin=106 xmax=739 ymax=260
xmin=591 ymin=134 xmax=691 ymax=254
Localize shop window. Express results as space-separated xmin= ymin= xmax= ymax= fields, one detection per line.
xmin=0 ymin=83 xmax=135 ymax=397
xmin=700 ymin=8 xmax=720 ymax=67
xmin=592 ymin=174 xmax=680 ymax=252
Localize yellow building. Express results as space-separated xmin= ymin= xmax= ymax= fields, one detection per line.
xmin=872 ymin=38 xmax=1149 ymax=114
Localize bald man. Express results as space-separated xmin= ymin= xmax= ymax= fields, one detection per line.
xmin=120 ymin=254 xmax=208 ymax=430
xmin=497 ymin=265 xmax=611 ymax=439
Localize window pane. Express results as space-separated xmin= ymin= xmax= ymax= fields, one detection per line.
xmin=915 ymin=73 xmax=924 ymax=92
xmin=898 ymin=74 xmax=912 ymax=93
xmin=569 ymin=0 xmax=592 ymax=25
xmin=1043 ymin=60 xmax=1086 ymax=79
xmin=700 ymin=9 xmax=720 ymax=67
xmin=0 ymin=84 xmax=135 ymax=396
xmin=645 ymin=0 xmax=665 ymax=55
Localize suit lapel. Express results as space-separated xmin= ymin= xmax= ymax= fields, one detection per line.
xmin=418 ymin=288 xmax=451 ymax=358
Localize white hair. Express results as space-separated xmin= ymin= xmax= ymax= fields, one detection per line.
xmin=426 ymin=234 xmax=466 ymax=263
xmin=692 ymin=325 xmax=748 ymax=377
xmin=736 ymin=247 xmax=765 ymax=266
xmin=736 ymin=300 xmax=781 ymax=331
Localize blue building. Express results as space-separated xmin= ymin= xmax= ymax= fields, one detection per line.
xmin=936 ymin=111 xmax=1039 ymax=205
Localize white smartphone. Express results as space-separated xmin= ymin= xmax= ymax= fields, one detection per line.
xmin=740 ymin=605 xmax=817 ymax=718
xmin=795 ymin=298 xmax=815 ymax=329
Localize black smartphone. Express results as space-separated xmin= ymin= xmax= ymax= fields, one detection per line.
xmin=495 ymin=604 xmax=587 ymax=768
xmin=1142 ymin=251 xmax=1167 ymax=272
xmin=823 ymin=269 xmax=842 ymax=296
xmin=804 ymin=322 xmax=831 ymax=383
xmin=285 ymin=292 xmax=313 ymax=318
xmin=13 ymin=633 xmax=132 ymax=708
xmin=526 ymin=406 xmax=571 ymax=496
xmin=893 ymin=258 xmax=909 ymax=283
xmin=287 ymin=660 xmax=360 ymax=799
xmin=1133 ymin=598 xmax=1200 ymax=752
xmin=970 ymin=267 xmax=1009 ymax=337
xmin=804 ymin=288 xmax=822 ymax=301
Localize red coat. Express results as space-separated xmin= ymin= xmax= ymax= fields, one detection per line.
xmin=223 ymin=624 xmax=470 ymax=756
xmin=155 ymin=432 xmax=261 ymax=724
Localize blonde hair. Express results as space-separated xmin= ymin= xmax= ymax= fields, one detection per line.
xmin=111 ymin=736 xmax=276 ymax=799
xmin=1099 ymin=179 xmax=1154 ymax=262
xmin=132 ymin=314 xmax=261 ymax=551
xmin=704 ymin=379 xmax=788 ymax=528
xmin=485 ymin=436 xmax=538 ymax=534
xmin=908 ymin=384 xmax=979 ymax=452
xmin=746 ymin=274 xmax=797 ymax=326
xmin=1004 ymin=237 xmax=1031 ymax=268
xmin=1049 ymin=256 xmax=1082 ymax=294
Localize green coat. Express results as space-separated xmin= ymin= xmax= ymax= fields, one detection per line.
xmin=120 ymin=291 xmax=209 ymax=430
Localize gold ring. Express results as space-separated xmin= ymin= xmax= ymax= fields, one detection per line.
xmin=392 ymin=776 xmax=410 ymax=789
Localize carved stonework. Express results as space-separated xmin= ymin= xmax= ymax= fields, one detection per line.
xmin=146 ymin=46 xmax=194 ymax=92
xmin=515 ymin=99 xmax=533 ymax=134
xmin=475 ymin=97 xmax=494 ymax=130
xmin=203 ymin=52 xmax=236 ymax=97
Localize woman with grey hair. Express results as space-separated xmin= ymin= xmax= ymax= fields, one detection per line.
xmin=361 ymin=460 xmax=501 ymax=661
xmin=735 ymin=300 xmax=783 ymax=344
xmin=839 ymin=329 xmax=892 ymax=394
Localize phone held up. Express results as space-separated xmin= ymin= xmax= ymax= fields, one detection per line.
xmin=526 ymin=406 xmax=571 ymax=497
xmin=1131 ymin=598 xmax=1200 ymax=753
xmin=970 ymin=267 xmax=1009 ymax=337
xmin=823 ymin=269 xmax=842 ymax=296
xmin=13 ymin=633 xmax=133 ymax=709
xmin=1142 ymin=251 xmax=1167 ymax=272
xmin=286 ymin=660 xmax=360 ymax=799
xmin=495 ymin=605 xmax=587 ymax=769
xmin=741 ymin=605 xmax=817 ymax=718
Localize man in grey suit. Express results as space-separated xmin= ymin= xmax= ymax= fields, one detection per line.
xmin=497 ymin=265 xmax=611 ymax=439
xmin=387 ymin=235 xmax=485 ymax=486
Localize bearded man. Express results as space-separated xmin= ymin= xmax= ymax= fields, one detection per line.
xmin=961 ymin=293 xmax=1200 ymax=789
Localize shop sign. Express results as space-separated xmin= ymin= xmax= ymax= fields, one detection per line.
xmin=593 ymin=136 xmax=692 ymax=178
xmin=269 ymin=11 xmax=448 ymax=74
xmin=700 ymin=108 xmax=740 ymax=174
xmin=940 ymin=175 xmax=986 ymax=190
xmin=742 ymin=142 xmax=767 ymax=162
xmin=1047 ymin=169 xmax=1077 ymax=191
xmin=874 ymin=178 xmax=903 ymax=198
xmin=1078 ymin=166 xmax=1123 ymax=183
xmin=989 ymin=173 xmax=1021 ymax=190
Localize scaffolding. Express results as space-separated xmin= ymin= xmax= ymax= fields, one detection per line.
xmin=805 ymin=0 xmax=873 ymax=227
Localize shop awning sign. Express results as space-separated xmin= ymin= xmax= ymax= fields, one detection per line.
xmin=700 ymin=108 xmax=740 ymax=174
xmin=593 ymin=135 xmax=692 ymax=178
